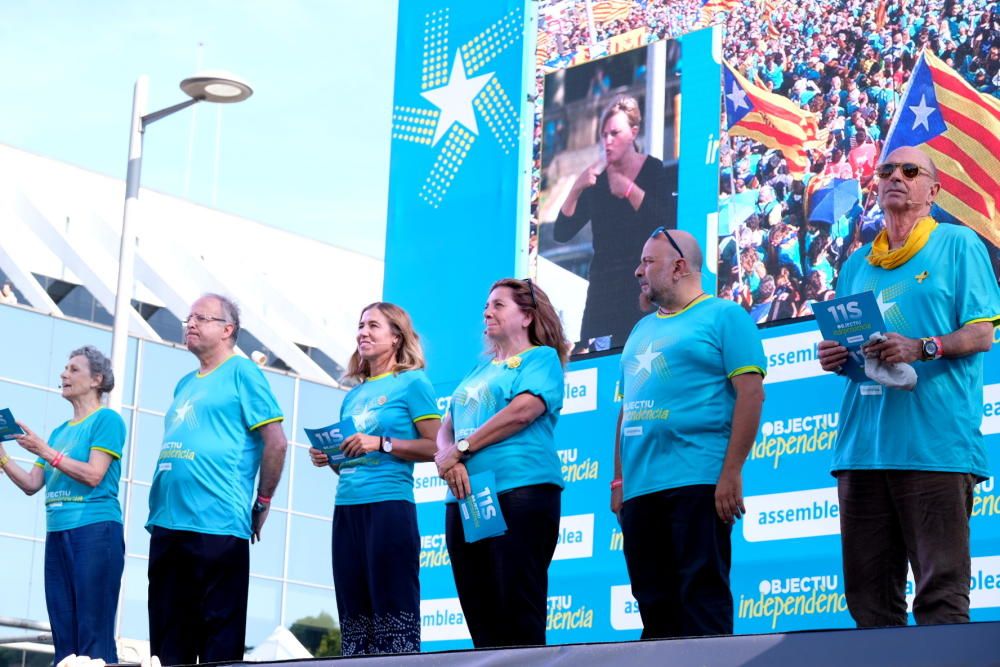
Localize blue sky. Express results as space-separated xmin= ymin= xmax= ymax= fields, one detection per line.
xmin=0 ymin=0 xmax=398 ymax=258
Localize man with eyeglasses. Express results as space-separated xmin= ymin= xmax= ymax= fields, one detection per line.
xmin=818 ymin=145 xmax=1000 ymax=628
xmin=146 ymin=293 xmax=288 ymax=665
xmin=611 ymin=228 xmax=765 ymax=638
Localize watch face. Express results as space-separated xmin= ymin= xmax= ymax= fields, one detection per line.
xmin=457 ymin=439 xmax=470 ymax=452
xmin=923 ymin=340 xmax=938 ymax=358
xmin=382 ymin=438 xmax=393 ymax=452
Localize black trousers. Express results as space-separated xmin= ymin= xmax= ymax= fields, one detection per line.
xmin=445 ymin=484 xmax=561 ymax=648
xmin=148 ymin=527 xmax=249 ymax=666
xmin=837 ymin=470 xmax=975 ymax=627
xmin=621 ymin=485 xmax=733 ymax=639
xmin=332 ymin=501 xmax=421 ymax=655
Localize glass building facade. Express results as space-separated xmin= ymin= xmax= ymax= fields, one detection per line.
xmin=0 ymin=302 xmax=346 ymax=653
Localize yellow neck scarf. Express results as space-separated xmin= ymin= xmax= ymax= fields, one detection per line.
xmin=867 ymin=216 xmax=937 ymax=269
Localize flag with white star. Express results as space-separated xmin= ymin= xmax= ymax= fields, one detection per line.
xmin=882 ymin=50 xmax=1000 ymax=244
xmin=723 ymin=61 xmax=826 ymax=177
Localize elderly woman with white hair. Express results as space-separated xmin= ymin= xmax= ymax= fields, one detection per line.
xmin=0 ymin=345 xmax=126 ymax=664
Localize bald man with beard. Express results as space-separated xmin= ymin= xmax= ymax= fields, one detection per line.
xmin=610 ymin=228 xmax=766 ymax=638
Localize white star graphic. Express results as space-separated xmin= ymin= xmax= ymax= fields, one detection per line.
xmin=633 ymin=343 xmax=663 ymax=376
xmin=172 ymin=400 xmax=194 ymax=427
xmin=421 ymin=51 xmax=493 ymax=146
xmin=463 ymin=381 xmax=486 ymax=405
xmin=354 ymin=405 xmax=377 ymax=431
xmin=909 ymin=94 xmax=936 ymax=132
xmin=876 ymin=290 xmax=897 ymax=317
xmin=726 ymin=81 xmax=749 ymax=112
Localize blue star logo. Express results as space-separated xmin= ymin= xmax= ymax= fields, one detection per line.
xmin=391 ymin=7 xmax=523 ymax=208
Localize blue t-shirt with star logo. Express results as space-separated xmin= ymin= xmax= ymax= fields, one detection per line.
xmin=37 ymin=407 xmax=126 ymax=532
xmin=831 ymin=223 xmax=1000 ymax=478
xmin=449 ymin=345 xmax=565 ymax=499
xmin=335 ymin=369 xmax=441 ymax=505
xmin=618 ymin=296 xmax=766 ymax=502
xmin=147 ymin=355 xmax=284 ymax=539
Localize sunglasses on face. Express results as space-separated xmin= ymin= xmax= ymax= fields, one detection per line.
xmin=649 ymin=226 xmax=685 ymax=258
xmin=875 ymin=162 xmax=934 ymax=180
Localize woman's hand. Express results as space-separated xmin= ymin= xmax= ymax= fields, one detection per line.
xmin=308 ymin=447 xmax=329 ymax=467
xmin=606 ymin=168 xmax=632 ymax=198
xmin=572 ymin=160 xmax=602 ymax=194
xmin=13 ymin=423 xmax=51 ymax=459
xmin=340 ymin=433 xmax=381 ymax=459
xmin=444 ymin=462 xmax=471 ymax=500
xmin=435 ymin=441 xmax=462 ymax=477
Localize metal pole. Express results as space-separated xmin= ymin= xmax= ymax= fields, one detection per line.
xmin=108 ymin=75 xmax=148 ymax=414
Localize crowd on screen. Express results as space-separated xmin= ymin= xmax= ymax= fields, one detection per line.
xmin=538 ymin=0 xmax=705 ymax=69
xmin=716 ymin=0 xmax=1000 ymax=323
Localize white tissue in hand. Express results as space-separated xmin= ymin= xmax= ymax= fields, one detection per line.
xmin=863 ymin=333 xmax=918 ymax=390
xmin=56 ymin=654 xmax=77 ymax=667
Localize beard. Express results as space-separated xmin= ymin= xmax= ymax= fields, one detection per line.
xmin=638 ymin=290 xmax=658 ymax=313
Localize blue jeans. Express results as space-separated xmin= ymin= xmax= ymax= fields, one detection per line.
xmin=45 ymin=521 xmax=125 ymax=663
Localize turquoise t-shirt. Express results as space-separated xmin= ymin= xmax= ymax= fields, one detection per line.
xmin=335 ymin=369 xmax=441 ymax=505
xmin=37 ymin=407 xmax=126 ymax=532
xmin=618 ymin=296 xmax=766 ymax=502
xmin=831 ymin=224 xmax=1000 ymax=479
xmin=449 ymin=345 xmax=565 ymax=499
xmin=147 ymin=355 xmax=284 ymax=539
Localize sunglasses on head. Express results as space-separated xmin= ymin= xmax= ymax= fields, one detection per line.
xmin=875 ymin=162 xmax=933 ymax=180
xmin=649 ymin=226 xmax=685 ymax=258
xmin=525 ymin=277 xmax=538 ymax=309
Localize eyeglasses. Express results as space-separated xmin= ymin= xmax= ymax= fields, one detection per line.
xmin=182 ymin=313 xmax=230 ymax=328
xmin=875 ymin=162 xmax=934 ymax=180
xmin=525 ymin=278 xmax=538 ymax=309
xmin=649 ymin=226 xmax=685 ymax=258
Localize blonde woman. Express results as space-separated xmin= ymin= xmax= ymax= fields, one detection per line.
xmin=556 ymin=95 xmax=674 ymax=346
xmin=309 ymin=302 xmax=440 ymax=655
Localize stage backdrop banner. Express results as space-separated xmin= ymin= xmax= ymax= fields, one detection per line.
xmin=384 ymin=0 xmax=1000 ymax=653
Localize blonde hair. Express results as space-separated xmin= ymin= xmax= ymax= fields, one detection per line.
xmin=488 ymin=278 xmax=569 ymax=367
xmin=345 ymin=302 xmax=427 ymax=381
xmin=600 ymin=96 xmax=642 ymax=152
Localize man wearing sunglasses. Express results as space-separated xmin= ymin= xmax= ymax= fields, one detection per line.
xmin=611 ymin=228 xmax=765 ymax=638
xmin=146 ymin=294 xmax=288 ymax=665
xmin=818 ymin=146 xmax=1000 ymax=628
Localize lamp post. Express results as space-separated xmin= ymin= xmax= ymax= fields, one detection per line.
xmin=108 ymin=72 xmax=253 ymax=412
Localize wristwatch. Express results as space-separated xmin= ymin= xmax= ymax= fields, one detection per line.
xmin=920 ymin=337 xmax=940 ymax=361
xmin=252 ymin=499 xmax=269 ymax=514
xmin=381 ymin=436 xmax=393 ymax=454
xmin=456 ymin=438 xmax=471 ymax=453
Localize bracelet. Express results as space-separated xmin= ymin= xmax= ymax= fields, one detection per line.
xmin=624 ymin=181 xmax=635 ymax=199
xmin=932 ymin=335 xmax=944 ymax=360
xmin=0 ymin=455 xmax=9 ymax=469
xmin=256 ymin=494 xmax=272 ymax=504
xmin=610 ymin=479 xmax=623 ymax=490
xmin=51 ymin=453 xmax=65 ymax=468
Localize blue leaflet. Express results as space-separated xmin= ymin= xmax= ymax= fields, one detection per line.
xmin=303 ymin=417 xmax=358 ymax=465
xmin=813 ymin=291 xmax=886 ymax=383
xmin=0 ymin=408 xmax=25 ymax=442
xmin=459 ymin=470 xmax=507 ymax=542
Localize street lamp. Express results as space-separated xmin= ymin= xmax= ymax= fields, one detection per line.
xmin=108 ymin=72 xmax=253 ymax=412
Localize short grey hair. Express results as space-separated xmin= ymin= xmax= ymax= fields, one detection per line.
xmin=202 ymin=293 xmax=241 ymax=345
xmin=69 ymin=345 xmax=115 ymax=396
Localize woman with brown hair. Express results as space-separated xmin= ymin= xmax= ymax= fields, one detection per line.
xmin=435 ymin=278 xmax=568 ymax=648
xmin=308 ymin=302 xmax=440 ymax=655
xmin=555 ymin=95 xmax=675 ymax=348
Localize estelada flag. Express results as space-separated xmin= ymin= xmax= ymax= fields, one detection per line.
xmin=723 ymin=61 xmax=826 ymax=178
xmin=882 ymin=50 xmax=1000 ymax=244
xmin=700 ymin=0 xmax=740 ymax=25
